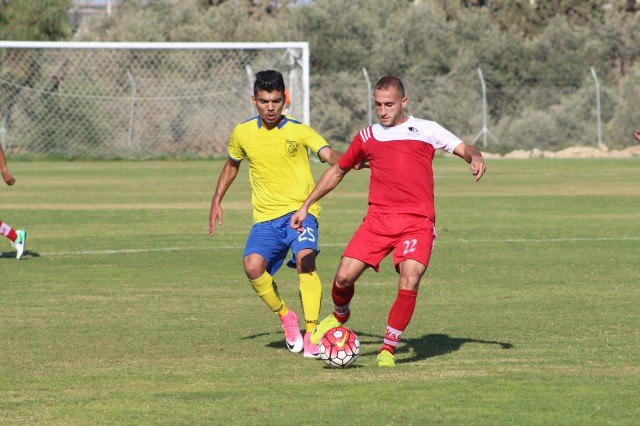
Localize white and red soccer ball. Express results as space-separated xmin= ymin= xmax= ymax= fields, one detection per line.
xmin=319 ymin=326 xmax=360 ymax=368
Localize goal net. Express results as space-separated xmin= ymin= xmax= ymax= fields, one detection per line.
xmin=0 ymin=41 xmax=309 ymax=159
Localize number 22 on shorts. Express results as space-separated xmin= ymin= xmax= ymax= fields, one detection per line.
xmin=403 ymin=239 xmax=417 ymax=254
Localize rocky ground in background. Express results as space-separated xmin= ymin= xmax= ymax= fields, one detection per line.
xmin=481 ymin=144 xmax=640 ymax=159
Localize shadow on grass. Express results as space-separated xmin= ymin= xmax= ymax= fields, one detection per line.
xmin=249 ymin=330 xmax=513 ymax=364
xmin=356 ymin=331 xmax=513 ymax=364
xmin=247 ymin=333 xmax=307 ymax=353
xmin=0 ymin=250 xmax=40 ymax=259
xmin=242 ymin=332 xmax=272 ymax=341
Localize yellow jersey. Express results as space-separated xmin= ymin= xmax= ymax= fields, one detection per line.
xmin=228 ymin=116 xmax=330 ymax=223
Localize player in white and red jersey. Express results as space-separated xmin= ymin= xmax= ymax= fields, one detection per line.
xmin=290 ymin=76 xmax=486 ymax=367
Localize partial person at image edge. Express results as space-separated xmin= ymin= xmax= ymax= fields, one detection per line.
xmin=0 ymin=142 xmax=27 ymax=260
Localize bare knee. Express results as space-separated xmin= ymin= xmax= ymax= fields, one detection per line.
xmin=243 ymin=256 xmax=267 ymax=280
xmin=398 ymin=275 xmax=421 ymax=291
xmin=334 ymin=257 xmax=367 ymax=288
xmin=295 ymin=249 xmax=317 ymax=274
xmin=397 ymin=260 xmax=426 ymax=291
xmin=334 ymin=268 xmax=356 ymax=288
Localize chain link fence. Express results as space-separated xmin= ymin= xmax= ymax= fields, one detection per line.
xmin=329 ymin=67 xmax=635 ymax=153
xmin=0 ymin=41 xmax=637 ymax=159
xmin=0 ymin=42 xmax=309 ymax=159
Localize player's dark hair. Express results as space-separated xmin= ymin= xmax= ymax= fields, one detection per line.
xmin=375 ymin=76 xmax=405 ymax=97
xmin=254 ymin=70 xmax=285 ymax=96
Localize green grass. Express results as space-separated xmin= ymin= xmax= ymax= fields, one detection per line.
xmin=1 ymin=158 xmax=639 ymax=424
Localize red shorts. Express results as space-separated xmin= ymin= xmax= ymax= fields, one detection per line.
xmin=342 ymin=212 xmax=436 ymax=272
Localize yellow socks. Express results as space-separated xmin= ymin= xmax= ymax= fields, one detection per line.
xmin=298 ymin=271 xmax=322 ymax=333
xmin=249 ymin=270 xmax=322 ymax=328
xmin=250 ymin=271 xmax=288 ymax=317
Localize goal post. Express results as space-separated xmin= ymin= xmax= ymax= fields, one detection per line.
xmin=0 ymin=41 xmax=310 ymax=159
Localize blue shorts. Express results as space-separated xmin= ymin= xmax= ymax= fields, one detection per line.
xmin=244 ymin=212 xmax=320 ymax=276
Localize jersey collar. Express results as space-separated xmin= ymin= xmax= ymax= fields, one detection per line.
xmin=378 ymin=115 xmax=414 ymax=130
xmin=256 ymin=115 xmax=289 ymax=130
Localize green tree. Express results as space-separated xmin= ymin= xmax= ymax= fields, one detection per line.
xmin=67 ymin=0 xmax=640 ymax=151
xmin=86 ymin=0 xmax=287 ymax=42
xmin=0 ymin=0 xmax=71 ymax=40
xmin=487 ymin=0 xmax=608 ymax=36
xmin=597 ymin=8 xmax=640 ymax=79
xmin=606 ymin=62 xmax=640 ymax=148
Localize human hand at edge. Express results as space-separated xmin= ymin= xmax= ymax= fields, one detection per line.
xmin=209 ymin=204 xmax=223 ymax=236
xmin=470 ymin=156 xmax=486 ymax=182
xmin=2 ymin=170 xmax=15 ymax=186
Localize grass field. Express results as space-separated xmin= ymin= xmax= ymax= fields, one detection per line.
xmin=1 ymin=158 xmax=639 ymax=424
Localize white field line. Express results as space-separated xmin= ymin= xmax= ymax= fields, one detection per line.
xmin=40 ymin=236 xmax=639 ymax=257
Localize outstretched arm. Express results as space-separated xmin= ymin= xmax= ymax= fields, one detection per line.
xmin=0 ymin=143 xmax=15 ymax=186
xmin=291 ymin=163 xmax=349 ymax=231
xmin=453 ymin=143 xmax=486 ymax=182
xmin=319 ymin=145 xmax=368 ymax=170
xmin=209 ymin=158 xmax=240 ymax=236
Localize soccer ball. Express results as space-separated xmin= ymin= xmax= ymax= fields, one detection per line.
xmin=319 ymin=326 xmax=360 ymax=368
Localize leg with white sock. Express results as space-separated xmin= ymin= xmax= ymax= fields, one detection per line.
xmin=378 ymin=259 xmax=426 ymax=367
xmin=0 ymin=220 xmax=26 ymax=260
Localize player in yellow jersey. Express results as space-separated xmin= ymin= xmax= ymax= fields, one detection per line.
xmin=209 ymin=70 xmax=342 ymax=358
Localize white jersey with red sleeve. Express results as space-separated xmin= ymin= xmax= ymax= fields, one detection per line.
xmin=338 ymin=115 xmax=462 ymax=221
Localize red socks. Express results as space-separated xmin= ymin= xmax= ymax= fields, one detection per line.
xmin=0 ymin=221 xmax=17 ymax=242
xmin=332 ymin=280 xmax=419 ymax=355
xmin=382 ymin=289 xmax=418 ymax=354
xmin=331 ymin=278 xmax=354 ymax=322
